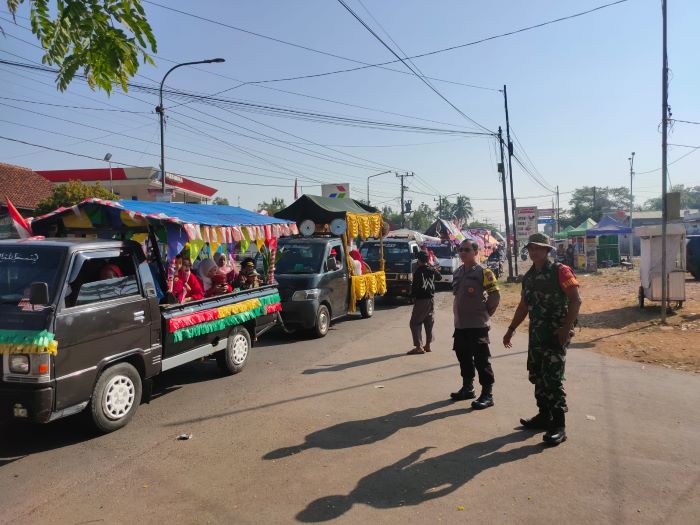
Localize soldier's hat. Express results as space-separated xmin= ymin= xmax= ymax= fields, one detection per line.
xmin=524 ymin=232 xmax=554 ymax=249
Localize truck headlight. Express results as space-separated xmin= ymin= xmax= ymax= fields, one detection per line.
xmin=292 ymin=288 xmax=321 ymax=301
xmin=9 ymin=354 xmax=30 ymax=374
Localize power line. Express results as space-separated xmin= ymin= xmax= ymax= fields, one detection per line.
xmin=0 ymin=95 xmax=151 ymax=113
xmin=335 ymin=0 xmax=494 ymax=134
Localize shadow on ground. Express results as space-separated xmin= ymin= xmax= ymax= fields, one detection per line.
xmin=295 ymin=431 xmax=544 ymax=522
xmin=264 ymin=400 xmax=469 ymax=459
xmin=302 ymin=353 xmax=405 ymax=375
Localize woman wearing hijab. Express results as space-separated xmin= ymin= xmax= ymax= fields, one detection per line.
xmin=349 ymin=249 xmax=365 ymax=275
xmin=214 ymin=251 xmax=237 ymax=287
xmin=173 ymin=258 xmax=204 ymax=302
xmin=198 ymin=258 xmax=217 ymax=292
xmin=99 ymin=263 xmax=123 ymax=280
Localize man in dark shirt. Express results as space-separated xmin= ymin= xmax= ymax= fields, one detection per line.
xmin=407 ymin=251 xmax=442 ymax=355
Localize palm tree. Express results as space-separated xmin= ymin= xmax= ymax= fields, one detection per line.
xmin=452 ymin=195 xmax=473 ymax=227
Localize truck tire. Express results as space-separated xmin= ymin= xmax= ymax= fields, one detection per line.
xmin=89 ymin=362 xmax=142 ymax=433
xmin=313 ymin=305 xmax=330 ymax=338
xmin=216 ymin=326 xmax=251 ymax=375
xmin=638 ymin=286 xmax=645 ymax=309
xmin=359 ymin=296 xmax=375 ymax=318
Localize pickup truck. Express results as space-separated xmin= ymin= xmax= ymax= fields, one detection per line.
xmin=0 ymin=238 xmax=280 ymax=432
xmin=274 ymin=236 xmax=374 ymax=337
xmin=361 ymin=238 xmax=419 ymax=299
xmin=424 ymin=241 xmax=460 ymax=284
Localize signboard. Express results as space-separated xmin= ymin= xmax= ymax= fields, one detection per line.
xmin=537 ymin=208 xmax=555 ymax=216
xmin=515 ymin=206 xmax=538 ymax=244
xmin=322 ymin=183 xmax=350 ymax=199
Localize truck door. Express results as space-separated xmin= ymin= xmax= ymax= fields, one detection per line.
xmin=323 ymin=240 xmax=349 ymax=317
xmin=53 ymin=249 xmax=152 ymax=412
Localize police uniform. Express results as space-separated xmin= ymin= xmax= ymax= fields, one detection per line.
xmin=451 ymin=263 xmax=500 ymax=408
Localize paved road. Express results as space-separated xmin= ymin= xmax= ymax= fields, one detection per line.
xmin=1 ymin=292 xmax=698 ymax=524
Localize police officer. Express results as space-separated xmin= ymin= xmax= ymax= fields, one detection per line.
xmin=503 ymin=233 xmax=581 ymax=445
xmin=450 ymin=240 xmax=500 ymax=409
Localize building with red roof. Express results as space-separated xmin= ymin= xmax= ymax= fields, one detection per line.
xmin=0 ymin=162 xmax=56 ymax=238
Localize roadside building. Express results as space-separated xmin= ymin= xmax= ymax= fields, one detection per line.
xmin=36 ymin=167 xmax=217 ymax=203
xmin=0 ymin=162 xmax=54 ymax=238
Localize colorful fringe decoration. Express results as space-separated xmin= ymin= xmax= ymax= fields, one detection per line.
xmin=169 ymin=294 xmax=281 ymax=343
xmin=0 ymin=329 xmax=59 ymax=355
xmin=346 ymin=212 xmax=382 ymax=240
xmin=348 ymin=271 xmax=386 ymax=313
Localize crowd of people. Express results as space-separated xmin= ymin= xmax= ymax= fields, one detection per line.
xmin=168 ymin=251 xmax=261 ymax=304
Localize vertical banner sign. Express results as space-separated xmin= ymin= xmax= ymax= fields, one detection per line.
xmin=322 ymin=183 xmax=350 ymax=199
xmin=515 ymin=207 xmax=538 ymax=245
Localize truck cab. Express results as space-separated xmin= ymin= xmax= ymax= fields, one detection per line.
xmin=425 ymin=242 xmax=460 ymax=284
xmin=361 ymin=239 xmax=419 ymax=298
xmin=275 ymin=236 xmax=374 ymax=337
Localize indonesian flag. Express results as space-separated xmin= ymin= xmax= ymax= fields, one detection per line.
xmin=294 ymin=178 xmax=298 ymax=200
xmin=4 ymin=196 xmax=32 ymax=239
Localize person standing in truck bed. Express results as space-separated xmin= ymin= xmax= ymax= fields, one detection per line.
xmin=407 ymin=251 xmax=442 ymax=355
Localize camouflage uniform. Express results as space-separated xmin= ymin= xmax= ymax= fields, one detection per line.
xmin=521 ymin=260 xmax=575 ymax=414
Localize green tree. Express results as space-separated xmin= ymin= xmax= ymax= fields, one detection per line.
xmin=257 ymin=197 xmax=286 ymax=216
xmin=35 ymin=180 xmax=117 ymax=214
xmin=566 ymin=186 xmax=631 ymax=225
xmin=5 ymin=0 xmax=157 ymax=93
xmin=452 ymin=195 xmax=473 ymax=227
xmin=381 ymin=205 xmax=402 ymax=228
xmin=435 ymin=198 xmax=454 ymax=220
xmin=407 ymin=202 xmax=435 ymax=232
xmin=643 ymin=185 xmax=700 ymax=210
xmin=212 ymin=197 xmax=229 ymax=206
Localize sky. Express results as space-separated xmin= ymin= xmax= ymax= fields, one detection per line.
xmin=1 ymin=0 xmax=698 ymax=228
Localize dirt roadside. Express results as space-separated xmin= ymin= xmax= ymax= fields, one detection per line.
xmin=492 ymin=261 xmax=700 ymax=373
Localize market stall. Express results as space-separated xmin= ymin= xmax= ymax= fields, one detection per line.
xmin=586 ymin=215 xmax=631 ymax=267
xmin=566 ymin=218 xmax=597 ymax=272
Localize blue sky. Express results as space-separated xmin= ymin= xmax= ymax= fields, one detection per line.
xmin=1 ymin=0 xmax=698 ymax=226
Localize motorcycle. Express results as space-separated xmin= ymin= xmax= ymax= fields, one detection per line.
xmin=487 ymin=257 xmax=503 ymax=279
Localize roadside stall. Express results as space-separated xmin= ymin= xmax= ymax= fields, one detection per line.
xmin=554 ymin=226 xmax=574 ymax=259
xmin=567 ymin=218 xmax=597 ymax=272
xmin=586 ymin=215 xmax=631 ymax=267
xmin=635 ymin=223 xmax=687 ymax=308
xmin=275 ymin=195 xmax=387 ymax=313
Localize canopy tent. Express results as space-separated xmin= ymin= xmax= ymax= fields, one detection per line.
xmin=586 ymin=215 xmax=632 ymax=236
xmin=274 ymin=194 xmax=377 ymax=225
xmin=385 ymin=229 xmax=440 ymax=244
xmin=554 ymin=225 xmax=575 ymax=240
xmin=567 ymin=218 xmax=598 ymax=237
xmin=425 ymin=219 xmax=465 ymax=244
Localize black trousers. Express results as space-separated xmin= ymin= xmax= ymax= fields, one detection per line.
xmin=453 ymin=327 xmax=495 ymax=388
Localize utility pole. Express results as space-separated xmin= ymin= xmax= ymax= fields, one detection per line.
xmin=628 ymin=152 xmax=635 ymax=260
xmin=498 ymin=127 xmax=514 ymax=280
xmin=660 ymin=0 xmax=669 ymax=323
xmin=556 ymin=185 xmax=561 ymax=233
xmin=397 ymin=171 xmax=413 ymax=228
xmin=503 ymin=85 xmax=518 ymax=276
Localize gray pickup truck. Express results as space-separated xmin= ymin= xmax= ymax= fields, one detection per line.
xmin=0 ymin=238 xmax=280 ymax=432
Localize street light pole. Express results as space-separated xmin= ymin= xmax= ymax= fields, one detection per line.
xmin=156 ymin=58 xmax=225 ymax=198
xmin=628 ymin=152 xmax=635 ymax=261
xmin=103 ymin=153 xmax=113 ymax=193
xmin=366 ymin=170 xmax=391 ymax=206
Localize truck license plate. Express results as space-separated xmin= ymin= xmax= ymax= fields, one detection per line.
xmin=13 ymin=405 xmax=28 ymax=418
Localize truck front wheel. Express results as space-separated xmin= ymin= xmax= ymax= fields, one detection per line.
xmin=217 ymin=326 xmax=251 ymax=375
xmin=359 ymin=296 xmax=375 ymax=318
xmin=313 ymin=305 xmax=330 ymax=338
xmin=89 ymin=362 xmax=142 ymax=433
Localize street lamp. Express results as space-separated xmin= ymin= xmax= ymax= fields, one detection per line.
xmin=366 ymin=170 xmax=391 ymax=206
xmin=103 ymin=152 xmax=113 ymax=193
xmin=628 ymin=152 xmax=635 ymax=261
xmin=156 ymin=58 xmax=225 ymax=197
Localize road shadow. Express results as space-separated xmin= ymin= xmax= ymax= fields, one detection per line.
xmin=302 ymin=353 xmax=405 ymax=375
xmin=264 ymin=400 xmax=470 ymax=460
xmin=577 ymin=305 xmax=666 ymax=329
xmin=296 ymin=431 xmax=544 ymax=522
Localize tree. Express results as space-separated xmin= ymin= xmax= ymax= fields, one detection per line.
xmin=5 ymin=0 xmax=157 ymax=93
xmin=435 ymin=198 xmax=454 ymax=220
xmin=407 ymin=202 xmax=435 ymax=232
xmin=257 ymin=197 xmax=286 ymax=216
xmin=381 ymin=205 xmax=402 ymax=228
xmin=35 ymin=180 xmax=117 ymax=214
xmin=566 ymin=186 xmax=631 ymax=226
xmin=212 ymin=197 xmax=229 ymax=206
xmin=643 ymin=185 xmax=700 ymax=210
xmin=452 ymin=195 xmax=473 ymax=227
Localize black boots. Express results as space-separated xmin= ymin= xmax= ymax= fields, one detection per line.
xmin=450 ymin=385 xmax=475 ymax=401
xmin=471 ymin=387 xmax=494 ymax=410
xmin=543 ymin=409 xmax=567 ymax=445
xmin=520 ymin=411 xmax=552 ymax=430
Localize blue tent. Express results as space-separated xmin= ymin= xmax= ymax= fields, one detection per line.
xmin=586 ymin=215 xmax=632 ymax=236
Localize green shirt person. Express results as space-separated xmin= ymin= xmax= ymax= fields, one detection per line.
xmin=503 ymin=233 xmax=582 ymax=446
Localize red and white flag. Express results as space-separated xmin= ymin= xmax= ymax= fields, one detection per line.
xmin=4 ymin=196 xmax=32 ymax=238
xmin=294 ymin=178 xmax=299 ymax=200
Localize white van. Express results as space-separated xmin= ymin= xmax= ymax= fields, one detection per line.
xmin=425 ymin=242 xmax=460 ymax=284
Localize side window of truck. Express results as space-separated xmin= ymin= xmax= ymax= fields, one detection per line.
xmin=64 ymin=252 xmax=140 ymax=308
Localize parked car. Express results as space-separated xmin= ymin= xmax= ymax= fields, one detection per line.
xmin=0 ymin=239 xmax=280 ymax=432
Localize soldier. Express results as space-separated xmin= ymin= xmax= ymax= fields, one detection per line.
xmin=503 ymin=233 xmax=582 ymax=445
xmin=450 ymin=240 xmax=500 ymax=409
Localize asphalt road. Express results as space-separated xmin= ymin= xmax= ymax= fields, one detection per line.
xmin=1 ymin=291 xmax=698 ymax=524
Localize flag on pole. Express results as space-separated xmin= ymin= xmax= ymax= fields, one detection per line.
xmin=294 ymin=178 xmax=299 ymax=200
xmin=4 ymin=196 xmax=32 ymax=238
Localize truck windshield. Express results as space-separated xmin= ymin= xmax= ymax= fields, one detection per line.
xmin=361 ymin=242 xmax=411 ymax=262
xmin=428 ymin=245 xmax=454 ymax=258
xmin=276 ymin=243 xmax=325 ymax=274
xmin=0 ymin=246 xmax=65 ymax=307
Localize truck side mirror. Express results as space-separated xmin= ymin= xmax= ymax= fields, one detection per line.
xmin=29 ymin=282 xmax=50 ymax=305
